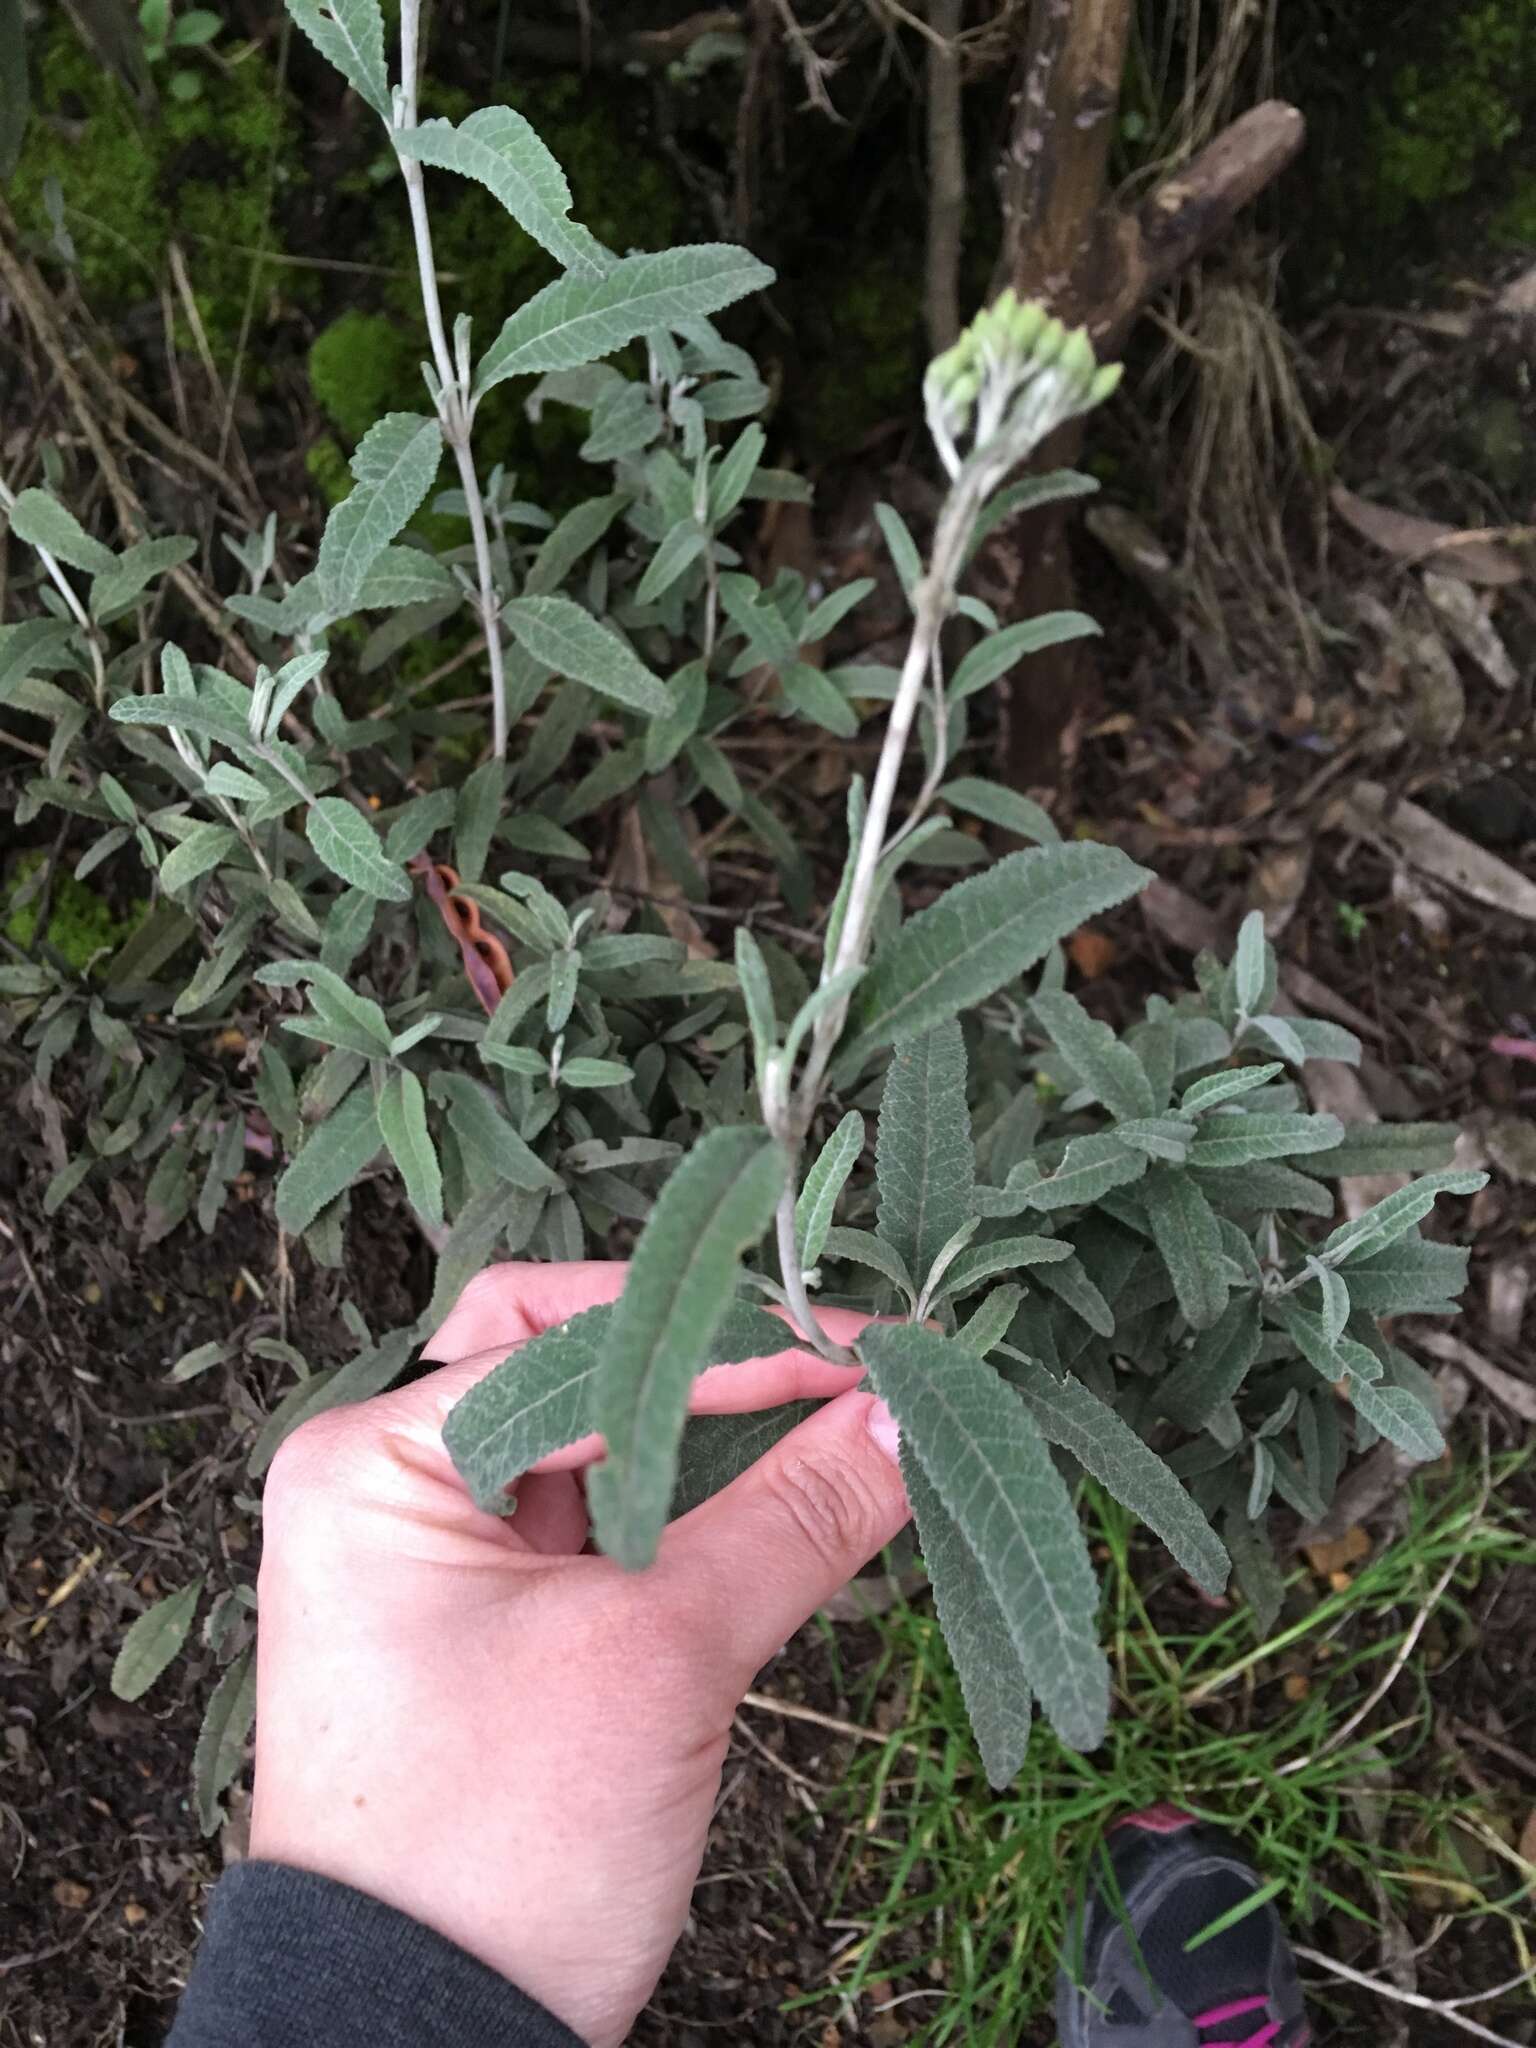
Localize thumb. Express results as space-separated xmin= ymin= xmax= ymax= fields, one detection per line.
xmin=659 ymin=1388 xmax=910 ymax=1684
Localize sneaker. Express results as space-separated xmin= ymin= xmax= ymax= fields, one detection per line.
xmin=1056 ymin=1805 xmax=1311 ymax=2046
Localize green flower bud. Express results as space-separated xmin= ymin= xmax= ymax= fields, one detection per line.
xmin=1088 ymin=361 xmax=1124 ymax=406
xmin=1058 ymin=326 xmax=1098 ymax=390
xmin=946 ymin=369 xmax=981 ymax=417
xmin=1008 ymin=299 xmax=1047 ymax=354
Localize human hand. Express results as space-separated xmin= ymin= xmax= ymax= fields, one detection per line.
xmin=249 ymin=1262 xmax=908 ymax=2047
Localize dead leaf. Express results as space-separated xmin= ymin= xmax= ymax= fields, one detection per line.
xmin=1139 ymin=877 xmax=1221 ymax=955
xmin=1497 ymin=262 xmax=1536 ymax=316
xmin=608 ymin=801 xmax=713 ymax=959
xmin=1486 ymin=1256 xmax=1530 ymax=1345
xmin=1251 ymin=846 xmax=1311 ymax=939
xmin=1331 ymin=485 xmax=1528 ymax=585
xmin=1304 ymin=1524 xmax=1372 ymax=1578
xmin=1421 ymin=573 xmax=1517 ymax=689
xmin=1068 ymin=927 xmax=1117 ymax=979
xmin=1411 ymin=1331 xmax=1536 ymax=1424
xmin=53 ymin=1879 xmax=92 ymax=1910
xmin=1479 ymin=1112 xmax=1536 ymax=1183
xmin=1337 ymin=781 xmax=1536 ymax=922
xmin=123 ymin=1901 xmax=148 ymax=1928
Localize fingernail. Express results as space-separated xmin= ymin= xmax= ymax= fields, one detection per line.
xmin=866 ymin=1397 xmax=901 ymax=1464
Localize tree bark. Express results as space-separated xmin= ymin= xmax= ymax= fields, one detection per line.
xmin=924 ymin=0 xmax=966 ymax=354
xmin=987 ymin=0 xmax=1304 ymax=796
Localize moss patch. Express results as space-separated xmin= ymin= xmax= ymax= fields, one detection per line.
xmin=13 ymin=24 xmax=300 ymax=356
xmin=4 ymin=853 xmax=141 ymax=972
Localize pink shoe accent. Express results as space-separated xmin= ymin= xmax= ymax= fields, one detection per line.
xmin=1113 ymin=1802 xmax=1197 ymax=1834
xmin=1194 ymin=1993 xmax=1280 ymax=2047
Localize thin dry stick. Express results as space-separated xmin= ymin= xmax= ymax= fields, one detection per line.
xmin=1292 ymin=1946 xmax=1530 ymax=2048
xmin=924 ymin=0 xmax=964 ymax=354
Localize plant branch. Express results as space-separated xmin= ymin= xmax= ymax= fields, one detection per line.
xmin=394 ymin=0 xmax=512 ymax=759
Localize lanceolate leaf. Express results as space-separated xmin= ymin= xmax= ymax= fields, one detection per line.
xmin=396 ymin=108 xmax=607 ymax=275
xmin=795 ymin=1110 xmax=864 ymax=1269
xmin=1158 ymin=1296 xmax=1262 ymax=1428
xmin=111 ymin=1577 xmax=203 ymax=1702
xmin=903 ymin=1445 xmax=1034 ymax=1788
xmin=1004 ymin=1355 xmax=1229 ymax=1594
xmin=1143 ymin=1168 xmax=1228 ymax=1330
xmin=842 ymin=843 xmax=1152 ymax=1063
xmin=821 ymin=1226 xmax=915 ymax=1302
xmin=8 ymin=487 xmax=116 ymax=574
xmin=1186 ymin=1113 xmax=1343 ymax=1170
xmin=861 ymin=1323 xmax=1108 ymax=1751
xmin=670 ymin=1401 xmax=822 ymax=1519
xmin=588 ymin=1128 xmax=785 ymax=1569
xmin=1180 ymin=1063 xmax=1283 ymax=1114
xmin=476 ymin=245 xmax=774 ymax=394
xmin=1342 ymin=1238 xmax=1470 ymax=1317
xmin=942 ymin=1234 xmax=1072 ymax=1300
xmin=274 ymin=1081 xmax=382 ymax=1234
xmin=1312 ymin=1121 xmax=1459 ymax=1178
xmin=317 ymin=413 xmax=443 ymax=613
xmin=434 ymin=1074 xmax=562 ymax=1191
xmin=996 ymin=1133 xmax=1146 ymax=1214
xmin=501 ymin=596 xmax=671 ymax=717
xmin=377 ymin=1070 xmax=443 ymax=1230
xmin=949 ymin=613 xmax=1100 ymax=701
xmin=1031 ymin=990 xmax=1155 ymax=1121
xmin=284 ymin=0 xmax=389 ymax=116
xmin=1031 ymin=1253 xmax=1115 ymax=1337
xmin=1346 ymin=1376 xmax=1445 ymax=1461
xmin=307 ymin=797 xmax=413 ymax=901
xmin=193 ymin=1647 xmax=257 ymax=1835
xmin=937 ymin=777 xmax=1059 ymax=845
xmin=875 ymin=1023 xmax=975 ymax=1293
xmin=1320 ymin=1169 xmax=1487 ymax=1266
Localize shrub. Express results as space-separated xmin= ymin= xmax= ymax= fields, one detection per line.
xmin=0 ymin=0 xmax=1481 ymax=1813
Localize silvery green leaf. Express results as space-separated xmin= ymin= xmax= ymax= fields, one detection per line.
xmin=395 ymin=108 xmax=608 ymax=274
xmin=168 ymin=1341 xmax=227 ymax=1384
xmin=580 ymin=381 xmax=662 ymax=461
xmin=89 ymin=536 xmax=196 ymax=620
xmin=1143 ymin=1168 xmax=1228 ymax=1331
xmin=1157 ymin=1295 xmax=1262 ymax=1429
xmin=1223 ymin=1511 xmax=1285 ymax=1635
xmin=733 ymin=927 xmax=777 ymax=1072
xmin=355 ymin=545 xmax=457 ymax=608
xmin=781 ymin=661 xmax=859 ymax=738
xmin=274 ymin=1081 xmax=382 ymax=1234
xmin=1272 ymin=1302 xmax=1383 ymax=1386
xmin=524 ymin=490 xmax=631 ymax=597
xmin=875 ymin=1022 xmax=975 ymax=1288
xmin=842 ymin=843 xmax=1152 ymax=1063
xmin=1311 ymin=1122 xmax=1460 ymax=1178
xmin=480 ymin=1043 xmax=548 ymax=1078
xmin=1002 ymin=1133 xmax=1146 ymax=1214
xmin=476 ymin=245 xmax=773 ymax=394
xmin=8 ymin=487 xmax=116 ymax=573
xmin=387 ymin=1014 xmax=442 ymax=1058
xmin=1031 ymin=990 xmax=1155 ymax=1121
xmin=873 ymin=501 xmax=921 ymax=598
xmin=795 ymin=1111 xmax=864 ymax=1270
xmin=501 ymin=596 xmax=670 ymax=717
xmin=903 ymin=1444 xmax=1033 ymax=1787
xmin=262 ymin=651 xmax=330 ymax=739
xmin=1232 ymin=910 xmax=1267 ymax=1016
xmin=643 ymin=657 xmax=707 ymax=774
xmin=1346 ymin=1376 xmax=1444 ymax=1461
xmin=433 ymin=1073 xmax=562 ymax=1191
xmin=936 ymin=776 xmax=1059 ymax=844
xmin=820 ymin=1226 xmax=915 ymax=1303
xmin=1246 ymin=1442 xmax=1275 ymax=1520
xmin=1031 ymin=1253 xmax=1114 ymax=1336
xmin=1247 ymin=1014 xmax=1307 ymax=1066
xmin=1186 ymin=1112 xmax=1343 ymax=1171
xmin=453 ymin=758 xmax=504 ymax=885
xmin=546 ymin=948 xmax=578 ymax=1032
xmin=193 ymin=1646 xmax=256 ymax=1835
xmin=1320 ymin=1169 xmax=1486 ymax=1266
xmin=0 ymin=618 xmax=78 ymax=704
xmin=109 ymin=694 xmax=249 ymax=749
xmin=159 ymin=821 xmax=238 ymax=893
xmin=670 ymin=1402 xmax=821 ymax=1518
xmin=1191 ymin=1161 xmax=1334 ymax=1216
xmin=588 ymin=1127 xmax=785 ymax=1568
xmin=377 ymin=1069 xmax=442 ymax=1230
xmin=559 ymin=1058 xmax=633 ymax=1089
xmin=636 ymin=518 xmax=707 ymax=605
xmin=307 ymin=796 xmax=413 ymax=901
xmin=316 ymin=413 xmax=443 ymax=613
xmin=204 ymin=763 xmax=269 ymax=803
xmin=955 ymin=1283 xmax=1023 ymax=1357
xmin=1341 ymin=1238 xmax=1469 ymax=1317
xmin=1307 ymin=1257 xmax=1350 ymax=1346
xmin=861 ymin=1323 xmax=1108 ymax=1753
xmin=1110 ymin=1116 xmax=1197 ymax=1162
xmin=718 ymin=571 xmax=797 ymax=665
xmin=112 ymin=1577 xmax=203 ymax=1702
xmin=801 ymin=576 xmax=875 ymax=645
xmin=283 ymin=0 xmax=388 ymax=115
xmin=197 ymin=1115 xmax=245 ymax=1233
xmin=1280 ymin=1016 xmax=1364 ymax=1066
xmin=1006 ymin=1354 xmax=1228 ymax=1593
xmin=949 ymin=612 xmax=1100 ymax=701
xmin=966 ymin=470 xmax=1098 ymax=559
xmin=709 ymin=423 xmax=766 ymax=525
xmin=1180 ymin=1063 xmax=1283 ymax=1114
xmin=942 ymin=1234 xmax=1072 ymax=1300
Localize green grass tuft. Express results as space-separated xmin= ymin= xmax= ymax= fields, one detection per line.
xmin=790 ymin=1454 xmax=1535 ymax=2044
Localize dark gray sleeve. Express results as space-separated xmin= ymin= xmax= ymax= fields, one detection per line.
xmin=167 ymin=1861 xmax=588 ymax=2048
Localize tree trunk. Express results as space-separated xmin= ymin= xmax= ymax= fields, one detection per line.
xmin=986 ymin=0 xmax=1303 ymax=795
